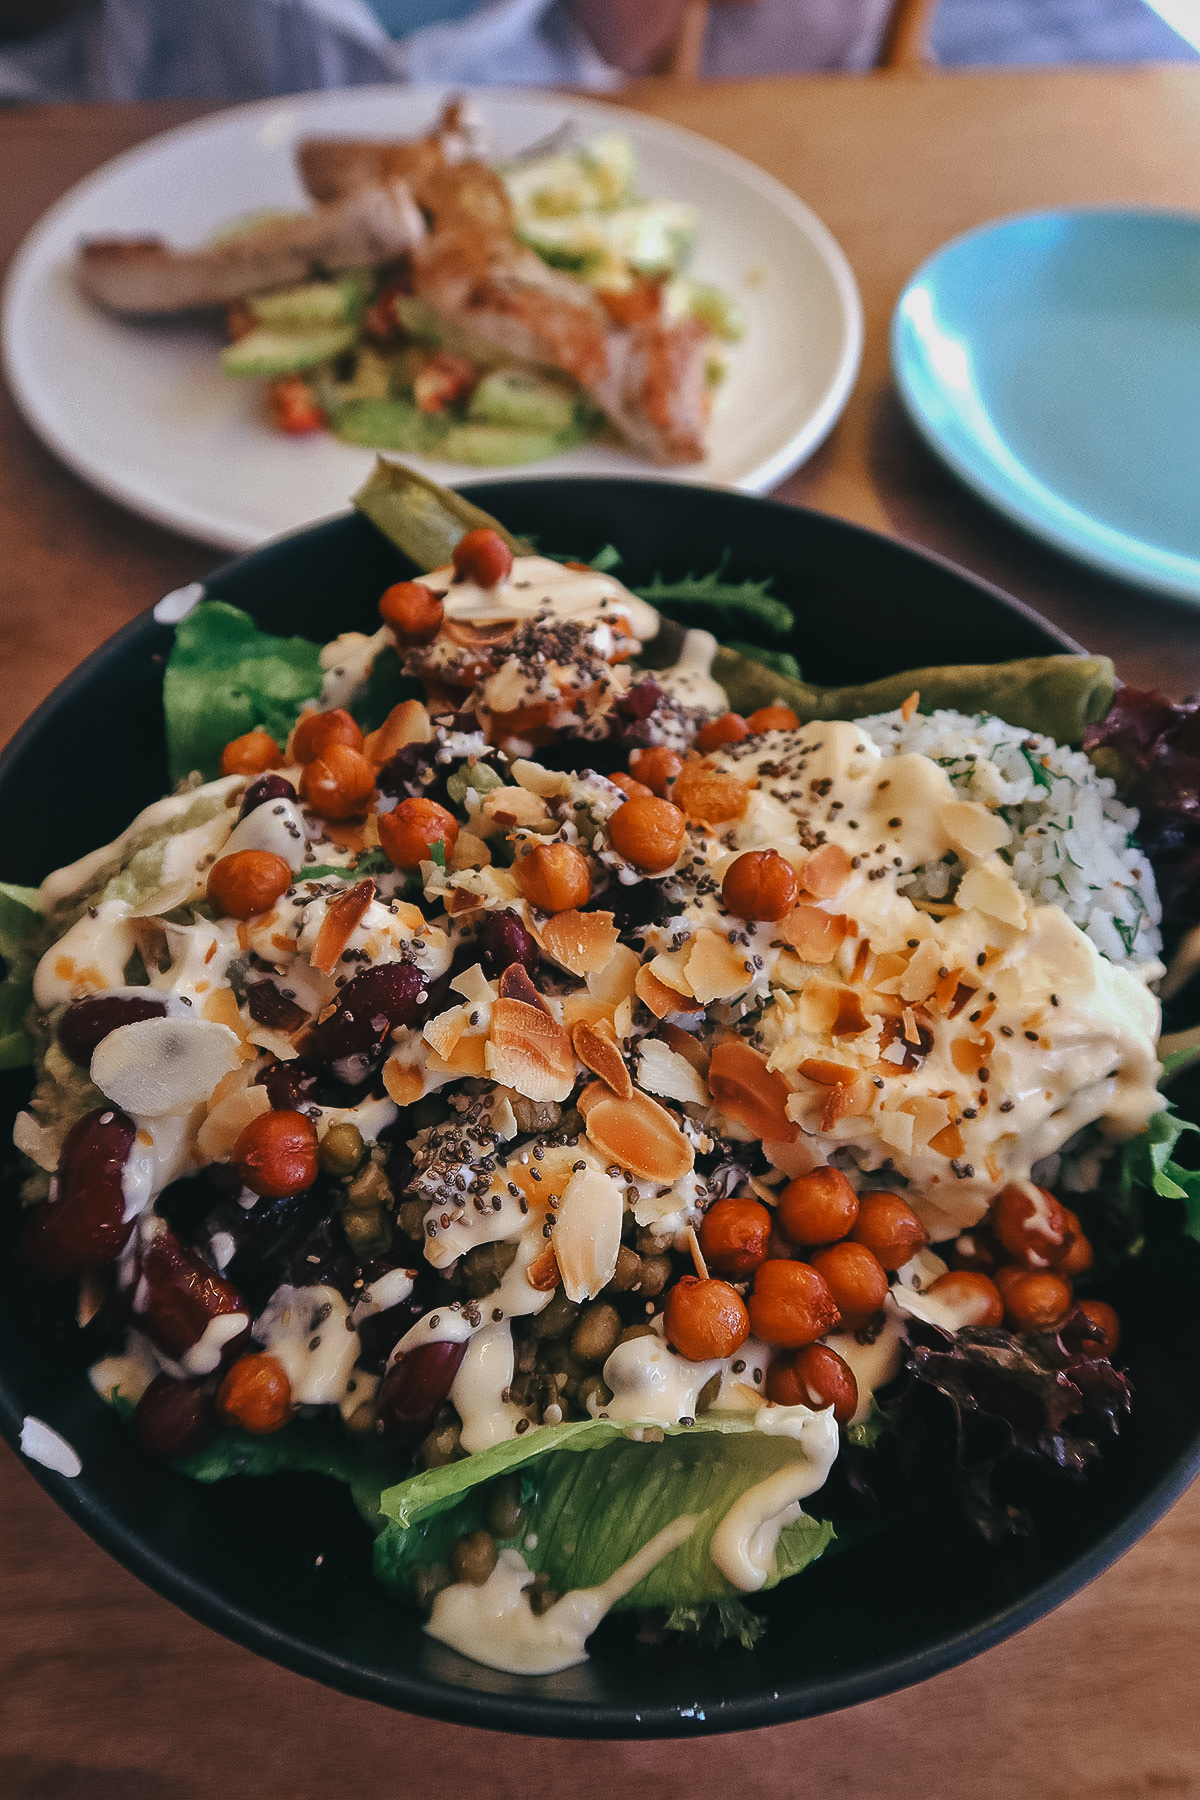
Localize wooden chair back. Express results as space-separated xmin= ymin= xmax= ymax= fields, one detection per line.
xmin=661 ymin=0 xmax=939 ymax=82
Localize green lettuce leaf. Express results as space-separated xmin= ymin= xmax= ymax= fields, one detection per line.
xmin=177 ymin=1418 xmax=410 ymax=1531
xmin=633 ymin=570 xmax=794 ymax=640
xmin=375 ymin=1413 xmax=834 ymax=1610
xmin=164 ymin=600 xmax=324 ymax=784
xmin=0 ymin=882 xmax=43 ymax=1069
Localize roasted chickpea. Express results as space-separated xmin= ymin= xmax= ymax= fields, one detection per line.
xmin=232 ymin=1109 xmax=319 ymax=1200
xmin=777 ymin=1166 xmax=859 ymax=1247
xmin=994 ymin=1265 xmax=1073 ymax=1332
xmin=990 ymin=1180 xmax=1073 ymax=1270
xmin=515 ymin=842 xmax=591 ymax=913
xmin=664 ymin=1275 xmax=750 ymax=1362
xmin=850 ymin=1191 xmax=928 ymax=1271
xmin=748 ymin=1259 xmax=841 ymax=1348
xmin=452 ymin=527 xmax=513 ymax=589
xmin=695 ymin=711 xmax=750 ymax=754
xmin=610 ymin=772 xmax=654 ymax=800
xmin=379 ymin=579 xmax=445 ymax=646
xmin=378 ymin=796 xmax=459 ymax=870
xmin=219 ymin=729 xmax=282 ymax=777
xmin=924 ymin=1270 xmax=1004 ymax=1328
xmin=290 ymin=707 xmax=363 ymax=765
xmin=608 ymin=796 xmax=686 ymax=873
xmin=809 ymin=1241 xmax=889 ymax=1330
xmin=299 ymin=744 xmax=375 ymax=820
xmin=629 ymin=746 xmax=683 ymax=796
xmin=746 ymin=704 xmax=800 ymax=733
xmin=765 ymin=1343 xmax=858 ymax=1423
xmin=1072 ymin=1297 xmax=1121 ymax=1359
xmin=1056 ymin=1207 xmax=1094 ymax=1277
xmin=217 ymin=1352 xmax=293 ymax=1434
xmin=721 ymin=848 xmax=800 ymax=922
xmin=698 ymin=1196 xmax=772 ymax=1277
xmin=206 ymin=849 xmax=292 ymax=920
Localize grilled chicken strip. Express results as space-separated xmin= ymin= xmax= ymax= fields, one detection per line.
xmin=76 ymin=178 xmax=425 ymax=316
xmin=297 ymin=97 xmax=481 ymax=204
xmin=409 ymin=162 xmax=710 ymax=465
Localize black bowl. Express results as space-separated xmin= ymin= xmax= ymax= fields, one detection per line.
xmin=2 ymin=479 xmax=1198 ymax=1738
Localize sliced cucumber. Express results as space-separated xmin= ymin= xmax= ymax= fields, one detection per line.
xmin=247 ymin=272 xmax=369 ymax=330
xmin=669 ymin=277 xmax=747 ymax=342
xmin=467 ymin=368 xmax=580 ymax=433
xmin=330 ymin=397 xmax=436 ymax=453
xmin=436 ymin=420 xmax=585 ymax=467
xmin=504 ymin=132 xmax=637 ymax=219
xmin=221 ymin=323 xmax=357 ymax=378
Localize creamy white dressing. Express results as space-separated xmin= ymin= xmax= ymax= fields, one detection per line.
xmin=427 ymin=553 xmax=661 ymax=642
xmin=709 ymin=1404 xmax=840 ymax=1591
xmin=449 ymin=1319 xmax=528 ymax=1451
xmin=39 ymin=776 xmax=241 ymax=912
xmin=254 ymin=1285 xmax=360 ymax=1406
xmin=426 ymin=1514 xmax=698 ymax=1675
xmin=222 ymin=796 xmax=309 ymax=871
xmin=20 ymin=1416 xmax=82 ymax=1478
xmin=654 ymin=628 xmax=728 ymax=715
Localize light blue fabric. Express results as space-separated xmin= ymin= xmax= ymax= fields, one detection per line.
xmin=0 ymin=0 xmax=619 ymax=103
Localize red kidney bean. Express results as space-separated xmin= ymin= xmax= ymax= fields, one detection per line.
xmin=308 ymin=961 xmax=427 ymax=1070
xmin=21 ymin=1106 xmax=137 ymax=1279
xmin=58 ymin=996 xmax=169 ymax=1068
xmin=255 ymin=1057 xmax=322 ymax=1111
xmin=134 ymin=1221 xmax=250 ymax=1373
xmin=239 ymin=773 xmax=298 ymax=819
xmin=134 ymin=1373 xmax=218 ymax=1458
xmin=376 ymin=1339 xmax=467 ymax=1443
xmin=476 ymin=909 xmax=539 ymax=980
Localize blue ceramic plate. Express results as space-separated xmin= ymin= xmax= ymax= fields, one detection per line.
xmin=891 ymin=209 xmax=1200 ymax=601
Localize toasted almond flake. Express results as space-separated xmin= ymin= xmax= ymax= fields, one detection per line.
xmin=929 ymin=1122 xmax=966 ymax=1159
xmin=480 ymin=786 xmax=551 ymax=831
xmin=526 ymin=1241 xmax=561 ymax=1292
xmin=424 ymin=1004 xmax=470 ymax=1061
xmin=951 ymin=1034 xmax=992 ymax=1075
xmin=636 ymin=1037 xmax=710 ymax=1107
xmin=554 ymin=1167 xmax=625 ymax=1302
xmin=614 ymin=996 xmax=634 ymax=1043
xmin=446 ymin=887 xmax=484 ymax=915
xmin=876 ymin=1108 xmax=916 ymax=1154
xmin=796 ymin=977 xmax=840 ymax=1038
xmin=196 ymin=1082 xmax=272 ymax=1161
xmin=450 ymin=962 xmax=497 ymax=1007
xmin=439 ymin=1033 xmax=489 ymax=1077
xmin=92 ymin=1017 xmax=242 ymax=1118
xmin=510 ymin=759 xmax=574 ymax=798
xmin=776 ymin=905 xmax=847 ymax=963
xmin=661 ymin=1023 xmax=710 ymax=1076
xmin=383 ymin=1057 xmax=425 ymax=1105
xmin=577 ymin=1080 xmax=609 ymax=1118
xmin=587 ymin=943 xmax=641 ymax=1009
xmin=498 ymin=964 xmax=547 ymax=1010
xmin=485 ymin=997 xmax=576 ymax=1102
xmin=686 ymin=929 xmax=755 ymax=1005
xmin=311 ymin=878 xmax=376 ymax=976
xmin=393 ymin=903 xmax=425 ymax=931
xmin=450 ymin=830 xmax=491 ymax=873
xmin=583 ymin=1089 xmax=694 ymax=1184
xmin=200 ymin=987 xmax=254 ymax=1055
xmin=941 ymin=798 xmax=1010 ymax=860
xmin=635 ymin=962 xmax=686 ymax=1020
xmin=561 ymin=993 xmax=613 ymax=1032
xmin=957 ymin=861 xmax=1028 ymax=927
xmin=572 ymin=1017 xmax=634 ymax=1100
xmin=900 ymin=689 xmax=920 ymax=722
xmin=801 ymin=844 xmax=852 ymax=900
xmin=898 ymin=939 xmax=945 ymax=1004
xmin=685 ymin=1226 xmax=708 ymax=1280
xmin=900 ymin=1095 xmax=952 ymax=1146
xmin=833 ymin=989 xmax=872 ymax=1036
xmin=708 ymin=1039 xmax=798 ymax=1142
xmin=902 ymin=1006 xmax=923 ymax=1046
xmin=647 ymin=952 xmax=695 ymax=997
xmin=819 ymin=1077 xmax=873 ymax=1130
xmin=363 ymin=699 xmax=432 ymax=768
xmin=536 ymin=909 xmax=619 ymax=978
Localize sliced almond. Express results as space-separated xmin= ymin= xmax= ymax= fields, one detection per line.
xmin=636 ymin=1038 xmax=710 ymax=1107
xmin=554 ymin=1166 xmax=626 ymax=1303
xmin=796 ymin=976 xmax=840 ymax=1037
xmin=479 ymin=786 xmax=551 ymax=831
xmin=383 ymin=1056 xmax=425 ymax=1106
xmin=661 ymin=1023 xmax=710 ymax=1077
xmin=929 ymin=1121 xmax=966 ymax=1159
xmin=956 ymin=861 xmax=1027 ymax=927
xmin=311 ymin=878 xmax=376 ymax=976
xmin=941 ymin=798 xmax=1010 ymax=860
xmin=450 ymin=830 xmax=491 ymax=873
xmin=196 ymin=1081 xmax=272 ymax=1161
xmin=535 ymin=909 xmax=619 ymax=978
xmin=708 ymin=1038 xmax=798 ymax=1142
xmin=450 ymin=962 xmax=497 ymax=1007
xmin=583 ymin=1088 xmax=694 ymax=1184
xmin=587 ymin=943 xmax=641 ymax=1008
xmin=674 ymin=755 xmax=751 ymax=826
xmin=647 ymin=953 xmax=695 ymax=998
xmin=577 ymin=1080 xmax=609 ymax=1118
xmin=898 ymin=938 xmax=944 ymax=1004
xmin=486 ymin=997 xmax=576 ymax=1102
xmin=424 ymin=1003 xmax=469 ymax=1061
xmin=525 ymin=1241 xmax=561 ymax=1292
xmin=446 ymin=887 xmax=484 ymax=915
xmin=561 ymin=993 xmax=613 ymax=1033
xmin=572 ymin=1017 xmax=634 ymax=1100
xmin=776 ymin=905 xmax=847 ymax=963
xmin=686 ymin=929 xmax=755 ymax=1005
xmin=833 ymin=989 xmax=872 ymax=1036
xmin=635 ymin=962 xmax=686 ymax=1020
xmin=363 ymin=699 xmax=431 ymax=768
xmin=510 ymin=759 xmax=574 ymax=798
xmin=91 ymin=1016 xmax=242 ymax=1117
xmin=800 ymin=844 xmax=852 ymax=899
xmin=498 ymin=964 xmax=549 ymax=1011
xmin=438 ymin=1033 xmax=489 ymax=1077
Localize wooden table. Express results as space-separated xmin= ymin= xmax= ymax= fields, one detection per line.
xmin=4 ymin=65 xmax=1200 ymax=1797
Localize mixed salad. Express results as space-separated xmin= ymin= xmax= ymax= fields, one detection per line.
xmin=3 ymin=461 xmax=1199 ymax=1676
xmin=76 ymin=102 xmax=742 ymax=470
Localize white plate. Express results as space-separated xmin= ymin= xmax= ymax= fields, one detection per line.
xmin=2 ymin=85 xmax=862 ymax=552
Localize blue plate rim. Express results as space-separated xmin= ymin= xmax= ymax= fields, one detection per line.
xmin=890 ymin=204 xmax=1200 ymax=603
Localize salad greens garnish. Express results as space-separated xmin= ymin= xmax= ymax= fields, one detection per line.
xmin=0 ymin=882 xmax=41 ymax=1070
xmin=164 ymin=601 xmax=324 ymax=787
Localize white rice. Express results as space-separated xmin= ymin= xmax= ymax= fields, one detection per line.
xmin=857 ymin=707 xmax=1162 ymax=971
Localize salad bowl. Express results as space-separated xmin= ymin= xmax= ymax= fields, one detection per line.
xmin=2 ymin=477 xmax=1199 ymax=1737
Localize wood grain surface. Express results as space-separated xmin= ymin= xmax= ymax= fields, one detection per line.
xmin=3 ymin=69 xmax=1200 ymax=1798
